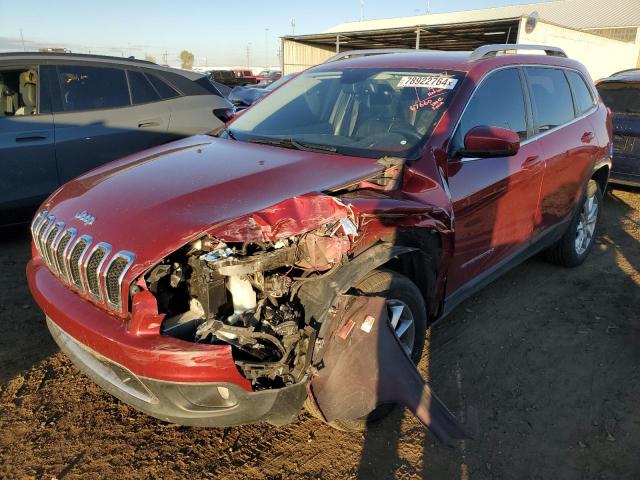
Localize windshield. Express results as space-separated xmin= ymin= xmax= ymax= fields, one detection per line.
xmin=229 ymin=67 xmax=464 ymax=159
xmin=598 ymin=82 xmax=640 ymax=116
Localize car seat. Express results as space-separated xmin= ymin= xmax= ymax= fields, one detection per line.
xmin=356 ymin=83 xmax=417 ymax=139
xmin=15 ymin=70 xmax=37 ymax=115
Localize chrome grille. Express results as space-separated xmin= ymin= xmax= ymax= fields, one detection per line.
xmin=35 ymin=214 xmax=54 ymax=257
xmin=53 ymin=228 xmax=76 ymax=281
xmin=68 ymin=236 xmax=91 ymax=288
xmin=84 ymin=243 xmax=111 ymax=301
xmin=31 ymin=210 xmax=136 ymax=314
xmin=43 ymin=222 xmax=63 ymax=273
xmin=105 ymin=253 xmax=135 ymax=312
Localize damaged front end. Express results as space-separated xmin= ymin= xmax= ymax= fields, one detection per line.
xmin=141 ymin=195 xmax=357 ymax=390
xmin=130 ymin=186 xmax=467 ymax=441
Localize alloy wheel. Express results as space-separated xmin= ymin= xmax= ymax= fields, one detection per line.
xmin=387 ymin=299 xmax=416 ymax=356
xmin=575 ymin=192 xmax=599 ymax=255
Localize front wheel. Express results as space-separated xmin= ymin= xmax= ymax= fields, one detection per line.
xmin=305 ymin=269 xmax=427 ymax=431
xmin=545 ymin=179 xmax=602 ymax=267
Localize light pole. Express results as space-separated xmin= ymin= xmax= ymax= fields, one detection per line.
xmin=265 ymin=28 xmax=269 ymax=68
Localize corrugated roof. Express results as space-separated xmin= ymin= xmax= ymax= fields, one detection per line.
xmin=324 ymin=0 xmax=640 ymax=33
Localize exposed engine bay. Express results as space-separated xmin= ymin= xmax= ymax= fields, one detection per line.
xmin=141 ymin=216 xmax=358 ymax=390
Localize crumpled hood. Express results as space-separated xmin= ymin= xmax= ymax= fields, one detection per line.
xmin=43 ymin=135 xmax=382 ymax=278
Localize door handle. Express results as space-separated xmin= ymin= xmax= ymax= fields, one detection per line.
xmin=522 ymin=155 xmax=542 ymax=168
xmin=581 ymin=132 xmax=594 ymax=143
xmin=138 ymin=119 xmax=161 ymax=128
xmin=15 ymin=131 xmax=49 ymax=142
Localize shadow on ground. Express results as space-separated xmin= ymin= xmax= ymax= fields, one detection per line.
xmin=0 ymin=225 xmax=58 ymax=385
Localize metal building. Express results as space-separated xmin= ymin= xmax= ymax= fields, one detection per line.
xmin=282 ymin=0 xmax=640 ymax=80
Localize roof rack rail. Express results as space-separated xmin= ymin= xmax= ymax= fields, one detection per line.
xmin=469 ymin=44 xmax=567 ymax=62
xmin=324 ymin=48 xmax=419 ymax=63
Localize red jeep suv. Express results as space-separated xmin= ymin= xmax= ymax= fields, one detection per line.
xmin=27 ymin=45 xmax=611 ymax=436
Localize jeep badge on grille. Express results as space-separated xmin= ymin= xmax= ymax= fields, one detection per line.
xmin=75 ymin=210 xmax=96 ymax=225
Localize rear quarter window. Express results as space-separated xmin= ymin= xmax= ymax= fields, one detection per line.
xmin=145 ymin=71 xmax=180 ymax=99
xmin=156 ymin=70 xmax=220 ymax=97
xmin=566 ymin=71 xmax=596 ymax=115
xmin=127 ymin=70 xmax=161 ymax=104
xmin=526 ymin=67 xmax=575 ymax=132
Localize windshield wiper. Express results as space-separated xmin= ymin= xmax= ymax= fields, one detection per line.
xmin=208 ymin=126 xmax=237 ymax=140
xmin=248 ymin=137 xmax=337 ymax=153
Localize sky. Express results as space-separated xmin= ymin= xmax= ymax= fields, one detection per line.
xmin=0 ymin=0 xmax=546 ymax=68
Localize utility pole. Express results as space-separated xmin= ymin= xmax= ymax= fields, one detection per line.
xmin=162 ymin=50 xmax=168 ymax=66
xmin=291 ymin=18 xmax=296 ymax=35
xmin=265 ymin=28 xmax=269 ymax=68
xmin=426 ymin=0 xmax=431 ymax=14
xmin=19 ymin=29 xmax=25 ymax=51
xmin=360 ymin=0 xmax=364 ymax=21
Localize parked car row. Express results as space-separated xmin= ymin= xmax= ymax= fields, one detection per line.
xmin=227 ymin=73 xmax=294 ymax=111
xmin=206 ymin=68 xmax=282 ymax=88
xmin=0 ymin=52 xmax=236 ymax=225
xmin=27 ymin=45 xmax=614 ymax=442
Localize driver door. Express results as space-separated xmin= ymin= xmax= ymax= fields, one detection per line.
xmin=446 ymin=67 xmax=544 ymax=296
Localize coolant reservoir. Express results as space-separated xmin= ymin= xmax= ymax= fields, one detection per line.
xmin=227 ymin=275 xmax=257 ymax=323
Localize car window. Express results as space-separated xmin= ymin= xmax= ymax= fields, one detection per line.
xmin=0 ymin=67 xmax=41 ymax=116
xmin=454 ymin=68 xmax=528 ymax=150
xmin=566 ymin=71 xmax=595 ymax=115
xmin=597 ymin=81 xmax=640 ymax=116
xmin=526 ymin=67 xmax=574 ymax=132
xmin=55 ymin=64 xmax=130 ymax=112
xmin=145 ymin=72 xmax=180 ymax=99
xmin=128 ymin=70 xmax=161 ymax=104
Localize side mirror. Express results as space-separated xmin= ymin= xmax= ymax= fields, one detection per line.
xmin=460 ymin=126 xmax=520 ymax=158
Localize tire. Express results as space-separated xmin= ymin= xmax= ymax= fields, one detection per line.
xmin=305 ymin=269 xmax=428 ymax=432
xmin=545 ymin=179 xmax=602 ymax=267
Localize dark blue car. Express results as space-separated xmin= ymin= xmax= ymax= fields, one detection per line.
xmin=597 ymin=69 xmax=640 ymax=188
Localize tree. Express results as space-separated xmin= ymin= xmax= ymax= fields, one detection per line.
xmin=144 ymin=54 xmax=156 ymax=64
xmin=179 ymin=50 xmax=194 ymax=70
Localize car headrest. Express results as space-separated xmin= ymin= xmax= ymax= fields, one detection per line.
xmin=20 ymin=70 xmax=37 ymax=109
xmin=373 ymin=83 xmax=394 ymax=106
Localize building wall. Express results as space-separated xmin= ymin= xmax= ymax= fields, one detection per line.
xmin=518 ymin=19 xmax=640 ymax=80
xmin=283 ymin=39 xmax=335 ymax=75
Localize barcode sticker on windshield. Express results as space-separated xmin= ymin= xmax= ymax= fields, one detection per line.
xmin=398 ymin=76 xmax=458 ymax=89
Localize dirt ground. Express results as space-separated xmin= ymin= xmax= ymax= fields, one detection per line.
xmin=0 ymin=188 xmax=638 ymax=480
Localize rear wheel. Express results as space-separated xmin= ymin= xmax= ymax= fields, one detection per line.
xmin=545 ymin=179 xmax=602 ymax=267
xmin=305 ymin=269 xmax=427 ymax=431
